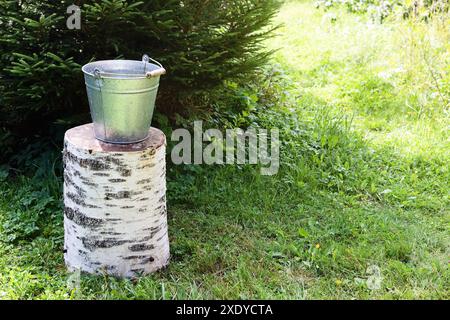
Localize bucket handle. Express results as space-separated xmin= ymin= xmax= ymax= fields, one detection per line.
xmin=142 ymin=54 xmax=166 ymax=78
xmin=93 ymin=68 xmax=102 ymax=79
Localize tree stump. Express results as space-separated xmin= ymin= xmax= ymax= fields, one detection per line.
xmin=63 ymin=123 xmax=169 ymax=278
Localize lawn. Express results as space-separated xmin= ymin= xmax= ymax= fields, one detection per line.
xmin=0 ymin=1 xmax=449 ymax=299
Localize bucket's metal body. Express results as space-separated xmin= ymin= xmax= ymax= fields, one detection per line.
xmin=82 ymin=56 xmax=164 ymax=144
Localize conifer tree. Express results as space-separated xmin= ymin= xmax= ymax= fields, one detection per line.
xmin=0 ymin=0 xmax=280 ymax=155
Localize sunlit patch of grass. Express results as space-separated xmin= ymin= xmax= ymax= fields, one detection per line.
xmin=271 ymin=1 xmax=450 ymax=161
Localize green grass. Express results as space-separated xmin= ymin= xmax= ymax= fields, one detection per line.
xmin=0 ymin=1 xmax=449 ymax=299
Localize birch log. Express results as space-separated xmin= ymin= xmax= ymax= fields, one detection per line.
xmin=63 ymin=123 xmax=169 ymax=278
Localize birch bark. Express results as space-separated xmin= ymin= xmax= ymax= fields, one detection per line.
xmin=63 ymin=124 xmax=169 ymax=278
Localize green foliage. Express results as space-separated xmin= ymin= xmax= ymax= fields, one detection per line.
xmin=0 ymin=146 xmax=62 ymax=243
xmin=0 ymin=1 xmax=448 ymax=300
xmin=0 ymin=183 xmax=61 ymax=243
xmin=315 ymin=0 xmax=450 ymax=22
xmin=315 ymin=0 xmax=397 ymax=14
xmin=0 ymin=0 xmax=281 ymax=160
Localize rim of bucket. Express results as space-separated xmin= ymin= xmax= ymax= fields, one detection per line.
xmin=94 ymin=133 xmax=150 ymax=145
xmin=82 ymin=59 xmax=163 ymax=80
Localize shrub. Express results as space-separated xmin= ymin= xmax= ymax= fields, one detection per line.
xmin=314 ymin=0 xmax=449 ymax=22
xmin=0 ymin=0 xmax=280 ymax=161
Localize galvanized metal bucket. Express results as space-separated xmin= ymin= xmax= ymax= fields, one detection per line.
xmin=82 ymin=54 xmax=166 ymax=144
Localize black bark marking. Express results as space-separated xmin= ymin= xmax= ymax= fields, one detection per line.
xmin=105 ymin=156 xmax=125 ymax=167
xmin=140 ymin=150 xmax=157 ymax=160
xmin=78 ymin=250 xmax=88 ymax=258
xmin=104 ymin=265 xmax=117 ymax=271
xmin=65 ymin=206 xmax=103 ymax=228
xmin=119 ymin=168 xmax=132 ymax=177
xmin=105 ymin=190 xmax=142 ymax=200
xmin=121 ymin=206 xmax=135 ymax=209
xmin=93 ymin=172 xmax=110 ymax=177
xmin=82 ymin=181 xmax=98 ymax=187
xmin=135 ymin=257 xmax=154 ymax=264
xmin=140 ymin=197 xmax=149 ymax=202
xmin=130 ymin=268 xmax=145 ymax=274
xmin=137 ymin=178 xmax=151 ymax=185
xmin=80 ymin=176 xmax=98 ymax=187
xmin=64 ymin=173 xmax=86 ymax=196
xmin=64 ymin=151 xmax=111 ymax=171
xmin=128 ymin=243 xmax=154 ymax=252
xmin=81 ymin=237 xmax=129 ymax=251
xmin=109 ymin=178 xmax=127 ymax=183
xmin=138 ymin=163 xmax=156 ymax=170
xmin=156 ymin=230 xmax=168 ymax=242
xmin=66 ymin=192 xmax=100 ymax=208
xmin=123 ymin=255 xmax=149 ymax=260
xmin=64 ymin=171 xmax=74 ymax=183
xmin=149 ymin=225 xmax=162 ymax=238
xmin=105 ymin=191 xmax=130 ymax=199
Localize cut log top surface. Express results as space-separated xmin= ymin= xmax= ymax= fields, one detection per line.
xmin=64 ymin=123 xmax=165 ymax=152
